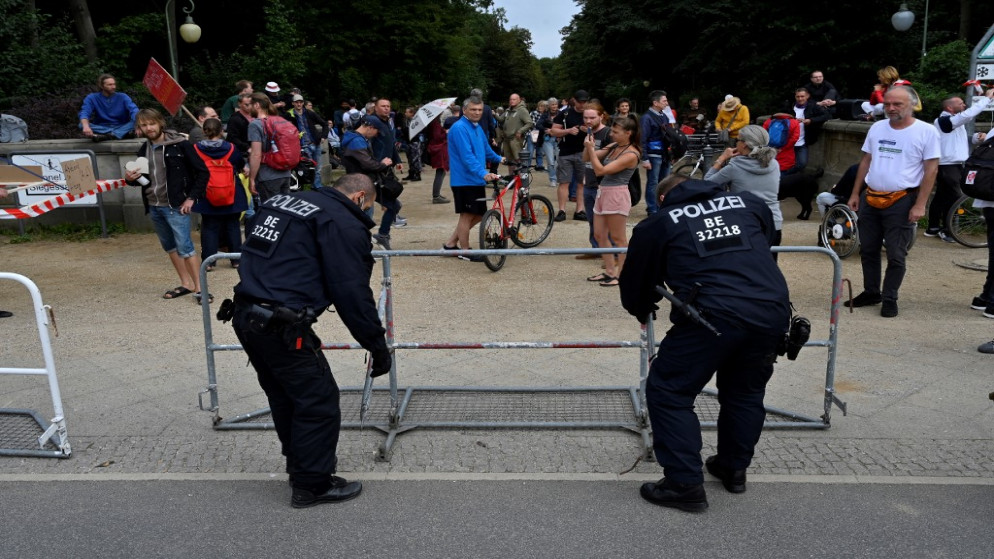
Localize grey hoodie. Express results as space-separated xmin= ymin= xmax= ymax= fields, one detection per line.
xmin=704 ymin=156 xmax=782 ymax=230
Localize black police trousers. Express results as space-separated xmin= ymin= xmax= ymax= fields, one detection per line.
xmin=646 ymin=317 xmax=781 ymax=485
xmin=232 ymin=305 xmax=340 ymax=491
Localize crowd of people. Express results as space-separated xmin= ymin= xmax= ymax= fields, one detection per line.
xmin=55 ymin=68 xmax=994 ymax=512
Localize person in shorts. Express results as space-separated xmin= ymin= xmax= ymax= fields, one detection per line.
xmin=443 ymin=96 xmax=503 ymax=261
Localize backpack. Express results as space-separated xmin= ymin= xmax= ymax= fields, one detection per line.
xmin=194 ymin=144 xmax=237 ymax=206
xmin=260 ymin=116 xmax=302 ymax=171
xmin=962 ymin=137 xmax=994 ymax=201
xmin=663 ymin=125 xmax=688 ymax=160
xmin=767 ymin=118 xmax=790 ymax=148
xmin=0 ymin=114 xmax=28 ymax=143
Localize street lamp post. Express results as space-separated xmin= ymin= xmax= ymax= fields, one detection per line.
xmin=165 ymin=0 xmax=201 ymax=80
xmin=891 ymin=1 xmax=930 ymax=67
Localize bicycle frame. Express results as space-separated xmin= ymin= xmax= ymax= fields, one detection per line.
xmin=490 ymin=175 xmax=523 ymax=236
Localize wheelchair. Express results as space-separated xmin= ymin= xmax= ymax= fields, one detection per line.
xmin=818 ymin=195 xmax=916 ymax=259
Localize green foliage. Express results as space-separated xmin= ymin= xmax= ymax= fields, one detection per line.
xmin=0 ymin=0 xmax=98 ymax=106
xmin=909 ymin=40 xmax=974 ymax=116
xmin=95 ymin=13 xmax=165 ymax=78
xmin=242 ymin=0 xmax=315 ymax=89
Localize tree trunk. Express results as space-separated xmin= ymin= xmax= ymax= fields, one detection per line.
xmin=68 ymin=0 xmax=99 ymax=63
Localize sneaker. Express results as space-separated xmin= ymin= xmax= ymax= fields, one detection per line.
xmin=573 ymin=211 xmax=587 ymax=221
xmin=937 ymin=230 xmax=956 ymax=243
xmin=458 ymin=254 xmax=485 ymax=262
xmin=923 ymin=228 xmax=941 ymax=237
xmin=554 ymin=210 xmax=567 ymax=222
xmin=393 ymin=216 xmax=408 ymax=227
xmin=535 ymin=166 xmax=546 ymax=172
xmin=705 ymin=455 xmax=746 ymax=494
xmin=432 ymin=195 xmax=450 ymax=204
xmin=978 ymin=340 xmax=994 ymax=354
xmin=372 ymin=233 xmax=391 ymax=250
xmin=971 ymin=296 xmax=990 ymax=310
xmin=844 ymin=291 xmax=882 ymax=308
xmin=880 ymin=300 xmax=898 ymax=318
xmin=984 ymin=305 xmax=994 ymax=319
xmin=639 ymin=478 xmax=708 ymax=513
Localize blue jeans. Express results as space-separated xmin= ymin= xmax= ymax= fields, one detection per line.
xmin=148 ymin=205 xmax=195 ymax=258
xmin=584 ymin=186 xmax=598 ymax=247
xmin=306 ymin=144 xmax=323 ymax=188
xmin=80 ymin=120 xmax=134 ymax=139
xmin=201 ymin=213 xmax=242 ymax=262
xmin=645 ymin=155 xmax=669 ymax=214
xmin=378 ymin=197 xmax=402 ymax=236
xmin=541 ymin=139 xmax=558 ymax=183
xmin=783 ymin=144 xmax=808 ymax=176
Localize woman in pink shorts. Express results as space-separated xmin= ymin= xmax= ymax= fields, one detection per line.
xmin=582 ymin=116 xmax=642 ymax=286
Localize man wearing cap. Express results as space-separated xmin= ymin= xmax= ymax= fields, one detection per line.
xmin=550 ymin=90 xmax=590 ymax=222
xmin=288 ymin=94 xmax=327 ymax=189
xmin=79 ymin=73 xmax=140 ymax=141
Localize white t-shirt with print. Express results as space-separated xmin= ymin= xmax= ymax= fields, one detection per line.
xmin=861 ymin=118 xmax=941 ymax=192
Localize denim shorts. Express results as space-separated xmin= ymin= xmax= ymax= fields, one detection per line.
xmin=148 ymin=205 xmax=195 ymax=258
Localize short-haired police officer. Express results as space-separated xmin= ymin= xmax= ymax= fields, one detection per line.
xmin=230 ymin=173 xmax=391 ymax=508
xmin=619 ymin=175 xmax=790 ymax=512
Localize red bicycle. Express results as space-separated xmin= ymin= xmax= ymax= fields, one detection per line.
xmin=479 ymin=166 xmax=554 ymax=272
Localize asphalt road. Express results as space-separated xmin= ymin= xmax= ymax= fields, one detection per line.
xmin=2 ymin=478 xmax=991 ymax=558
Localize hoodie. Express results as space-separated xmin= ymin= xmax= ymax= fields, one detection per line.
xmin=704 ymin=156 xmax=783 ymax=230
xmin=129 ymin=130 xmax=210 ymax=213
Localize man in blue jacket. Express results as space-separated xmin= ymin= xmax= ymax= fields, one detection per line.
xmin=443 ymin=96 xmax=503 ymax=260
xmin=79 ymin=74 xmax=139 ymax=141
xmin=620 ymin=175 xmax=790 ymax=512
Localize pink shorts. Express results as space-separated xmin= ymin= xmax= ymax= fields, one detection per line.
xmin=593 ymin=185 xmax=631 ymax=216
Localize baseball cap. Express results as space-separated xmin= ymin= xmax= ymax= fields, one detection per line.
xmin=265 ymin=82 xmax=280 ymax=93
xmin=292 ymin=94 xmax=304 ymax=102
xmin=357 ymin=115 xmax=376 ymax=127
xmin=574 ymin=90 xmax=590 ymax=101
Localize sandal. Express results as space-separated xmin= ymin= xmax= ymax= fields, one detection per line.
xmin=599 ymin=276 xmax=619 ymax=287
xmin=162 ymin=286 xmax=193 ymax=299
xmin=587 ymin=273 xmax=611 ymax=282
xmin=193 ymin=292 xmax=214 ymax=304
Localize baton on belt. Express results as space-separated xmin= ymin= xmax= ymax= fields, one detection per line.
xmin=654 ymin=284 xmax=721 ymax=337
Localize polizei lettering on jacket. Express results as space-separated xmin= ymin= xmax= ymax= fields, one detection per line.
xmin=668 ymin=195 xmax=745 ymax=223
xmin=266 ymin=194 xmax=321 ymax=217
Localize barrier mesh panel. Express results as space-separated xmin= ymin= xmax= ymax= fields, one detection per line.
xmin=0 ymin=411 xmax=56 ymax=452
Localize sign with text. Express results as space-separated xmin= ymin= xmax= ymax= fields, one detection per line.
xmin=143 ymin=57 xmax=186 ymax=116
xmin=10 ymin=151 xmax=101 ymax=207
xmin=60 ymin=157 xmax=96 ymax=197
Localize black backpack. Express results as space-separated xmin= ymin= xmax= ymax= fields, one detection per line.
xmin=663 ymin=125 xmax=688 ymax=160
xmin=962 ymin=137 xmax=994 ymax=201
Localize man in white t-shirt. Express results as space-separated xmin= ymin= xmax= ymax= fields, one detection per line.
xmin=846 ymin=85 xmax=940 ymax=318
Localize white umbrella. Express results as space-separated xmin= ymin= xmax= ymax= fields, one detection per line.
xmin=408 ymin=97 xmax=457 ymax=140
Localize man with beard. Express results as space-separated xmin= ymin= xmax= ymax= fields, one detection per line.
xmin=248 ymin=92 xmax=293 ymax=202
xmin=79 ymin=73 xmax=140 ymax=141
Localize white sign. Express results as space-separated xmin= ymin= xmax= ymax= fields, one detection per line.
xmin=11 ymin=152 xmax=100 ymax=207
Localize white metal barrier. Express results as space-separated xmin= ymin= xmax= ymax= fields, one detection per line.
xmin=0 ymin=272 xmax=71 ymax=458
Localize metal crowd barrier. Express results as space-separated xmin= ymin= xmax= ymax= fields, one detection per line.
xmin=0 ymin=272 xmax=71 ymax=458
xmin=198 ymin=246 xmax=846 ymax=462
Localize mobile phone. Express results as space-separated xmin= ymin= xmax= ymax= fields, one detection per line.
xmin=586 ymin=127 xmax=592 ymax=135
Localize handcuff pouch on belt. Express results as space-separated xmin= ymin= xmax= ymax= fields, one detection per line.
xmin=864 ymin=188 xmax=907 ymax=209
xmin=228 ymin=298 xmax=318 ymax=351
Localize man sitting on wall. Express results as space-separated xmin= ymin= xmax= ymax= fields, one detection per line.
xmin=79 ymin=73 xmax=140 ymax=142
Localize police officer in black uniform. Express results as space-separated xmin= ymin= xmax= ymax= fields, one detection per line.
xmin=229 ymin=173 xmax=390 ymax=508
xmin=620 ymin=175 xmax=790 ymax=512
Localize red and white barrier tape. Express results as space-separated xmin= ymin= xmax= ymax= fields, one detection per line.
xmin=0 ymin=179 xmax=128 ymax=219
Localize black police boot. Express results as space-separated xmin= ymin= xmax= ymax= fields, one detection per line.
xmin=291 ymin=476 xmax=363 ymax=508
xmin=639 ymin=478 xmax=708 ymax=512
xmin=705 ymin=455 xmax=747 ymax=493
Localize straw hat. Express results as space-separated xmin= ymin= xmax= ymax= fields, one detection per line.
xmin=721 ymin=97 xmax=742 ymax=111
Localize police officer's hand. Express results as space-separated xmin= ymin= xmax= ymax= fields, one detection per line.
xmin=370 ymin=348 xmax=392 ymax=378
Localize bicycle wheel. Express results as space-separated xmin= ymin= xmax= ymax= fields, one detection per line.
xmin=820 ymin=204 xmax=860 ymax=259
xmin=946 ymin=195 xmax=988 ymax=248
xmin=673 ymin=161 xmax=704 ymax=179
xmin=511 ymin=194 xmax=554 ymax=248
xmin=479 ymin=209 xmax=507 ymax=271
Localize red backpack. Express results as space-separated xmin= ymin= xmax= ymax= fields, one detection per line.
xmin=261 ymin=116 xmax=302 ymax=171
xmin=194 ymin=144 xmax=236 ymax=206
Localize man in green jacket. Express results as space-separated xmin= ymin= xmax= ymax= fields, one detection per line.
xmin=498 ymin=93 xmax=533 ymax=173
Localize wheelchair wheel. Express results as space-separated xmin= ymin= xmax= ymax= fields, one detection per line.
xmin=820 ymin=204 xmax=860 ymax=259
xmin=946 ymin=195 xmax=988 ymax=248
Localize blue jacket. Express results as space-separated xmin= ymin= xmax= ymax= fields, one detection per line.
xmin=78 ymin=92 xmax=139 ymax=127
xmin=640 ymin=110 xmax=670 ymax=158
xmin=447 ymin=116 xmax=501 ymax=187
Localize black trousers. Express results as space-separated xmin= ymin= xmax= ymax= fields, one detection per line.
xmin=857 ymin=190 xmax=917 ymax=302
xmin=927 ymin=165 xmax=963 ymax=231
xmin=645 ymin=317 xmax=781 ymax=485
xmin=232 ymin=305 xmax=340 ymax=490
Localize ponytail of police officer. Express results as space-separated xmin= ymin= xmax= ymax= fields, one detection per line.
xmin=230 ymin=173 xmax=391 ymax=508
xmin=619 ymin=174 xmax=790 ymax=512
